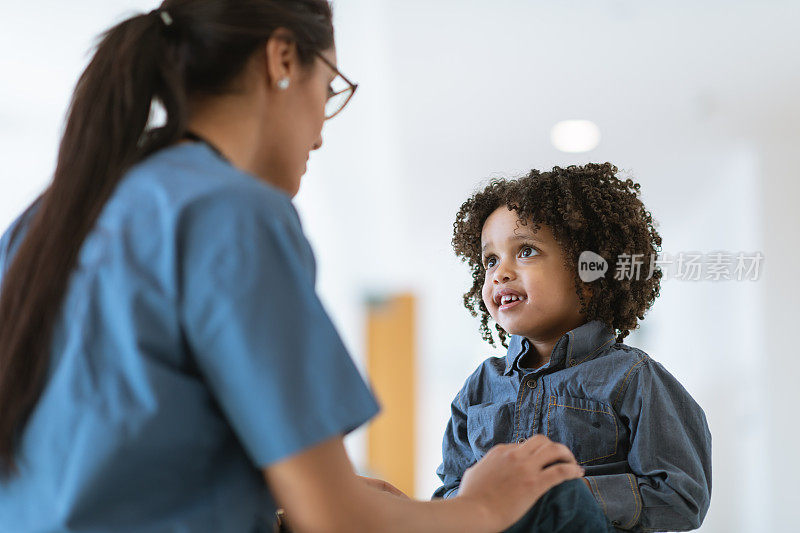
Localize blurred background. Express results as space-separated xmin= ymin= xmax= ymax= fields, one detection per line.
xmin=1 ymin=1 xmax=798 ymax=531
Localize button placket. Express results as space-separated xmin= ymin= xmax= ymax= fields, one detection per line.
xmin=522 ymin=373 xmax=542 ymax=442
xmin=511 ymin=373 xmax=528 ymax=442
xmin=531 ymin=375 xmax=544 ymax=436
xmin=514 ymin=373 xmax=537 ymax=443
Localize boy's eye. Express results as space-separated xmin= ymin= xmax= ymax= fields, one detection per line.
xmin=520 ymin=246 xmax=538 ymax=258
xmin=484 ymin=256 xmax=497 ymax=268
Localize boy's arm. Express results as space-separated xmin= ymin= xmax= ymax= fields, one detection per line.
xmin=585 ymin=358 xmax=712 ymax=531
xmin=433 ymin=385 xmax=477 ymax=499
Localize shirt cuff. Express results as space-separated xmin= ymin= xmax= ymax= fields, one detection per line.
xmin=585 ymin=473 xmax=643 ymax=530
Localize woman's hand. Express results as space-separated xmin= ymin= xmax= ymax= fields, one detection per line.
xmin=457 ymin=435 xmax=584 ymax=531
xmin=358 ymin=475 xmax=411 ymax=499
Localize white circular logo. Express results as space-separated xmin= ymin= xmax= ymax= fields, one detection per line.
xmin=578 ymin=251 xmax=608 ymax=282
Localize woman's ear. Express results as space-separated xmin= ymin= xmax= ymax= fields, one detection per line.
xmin=264 ymin=28 xmax=299 ymax=89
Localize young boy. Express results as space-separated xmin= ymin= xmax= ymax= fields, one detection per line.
xmin=434 ymin=163 xmax=712 ymax=532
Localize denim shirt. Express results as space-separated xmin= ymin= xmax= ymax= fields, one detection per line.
xmin=433 ymin=320 xmax=712 ymax=532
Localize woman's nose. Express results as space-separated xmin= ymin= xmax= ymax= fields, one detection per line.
xmin=312 ymin=133 xmax=323 ymax=151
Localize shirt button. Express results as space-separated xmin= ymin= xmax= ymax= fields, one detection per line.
xmin=526 ymin=380 xmax=537 ymax=389
xmin=517 ymin=437 xmax=526 ymax=444
xmin=611 ymin=520 xmax=620 ymax=527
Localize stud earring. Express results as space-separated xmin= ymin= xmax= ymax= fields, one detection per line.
xmin=277 ymin=78 xmax=290 ymax=90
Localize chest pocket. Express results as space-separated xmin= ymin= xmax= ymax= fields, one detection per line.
xmin=466 ymin=402 xmax=514 ymax=460
xmin=546 ymin=395 xmax=620 ymax=465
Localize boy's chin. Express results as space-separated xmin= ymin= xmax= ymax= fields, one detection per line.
xmin=496 ymin=321 xmax=528 ymax=338
xmin=496 ymin=316 xmax=568 ymax=340
xmin=506 ymin=320 xmax=588 ymax=342
xmin=497 ymin=320 xmax=558 ymax=341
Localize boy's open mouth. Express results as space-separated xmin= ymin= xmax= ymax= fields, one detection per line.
xmin=494 ymin=289 xmax=527 ymax=311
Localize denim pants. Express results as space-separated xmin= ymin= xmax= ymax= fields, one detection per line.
xmin=504 ymin=479 xmax=613 ymax=533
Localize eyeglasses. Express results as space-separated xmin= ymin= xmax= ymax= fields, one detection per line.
xmin=315 ymin=52 xmax=358 ymax=120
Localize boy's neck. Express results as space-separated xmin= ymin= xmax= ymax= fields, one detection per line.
xmin=518 ymin=337 xmax=559 ymax=370
xmin=518 ymin=321 xmax=588 ymax=370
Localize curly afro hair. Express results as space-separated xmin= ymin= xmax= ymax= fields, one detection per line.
xmin=452 ymin=162 xmax=662 ymax=348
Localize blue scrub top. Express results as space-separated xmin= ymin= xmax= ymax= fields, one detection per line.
xmin=0 ymin=142 xmax=379 ymax=532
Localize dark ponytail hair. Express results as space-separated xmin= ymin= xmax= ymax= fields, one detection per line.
xmin=0 ymin=0 xmax=334 ymax=477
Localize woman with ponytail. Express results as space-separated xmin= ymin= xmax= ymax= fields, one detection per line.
xmin=0 ymin=2 xmax=606 ymax=532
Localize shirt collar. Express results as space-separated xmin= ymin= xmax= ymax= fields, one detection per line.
xmin=503 ymin=320 xmax=617 ymax=375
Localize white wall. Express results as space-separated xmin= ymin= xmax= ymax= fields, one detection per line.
xmin=0 ymin=0 xmax=163 ymax=227
xmin=2 ymin=1 xmax=798 ymax=531
xmin=759 ymin=137 xmax=800 ymax=532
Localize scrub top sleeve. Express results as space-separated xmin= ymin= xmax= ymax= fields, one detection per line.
xmin=178 ymin=190 xmax=379 ymax=468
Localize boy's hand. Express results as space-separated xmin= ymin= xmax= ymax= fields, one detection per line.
xmin=358 ymin=475 xmax=411 ymax=499
xmin=457 ymin=435 xmax=584 ymax=531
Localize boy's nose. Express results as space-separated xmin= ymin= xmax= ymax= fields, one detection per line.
xmin=493 ymin=265 xmax=515 ymax=284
